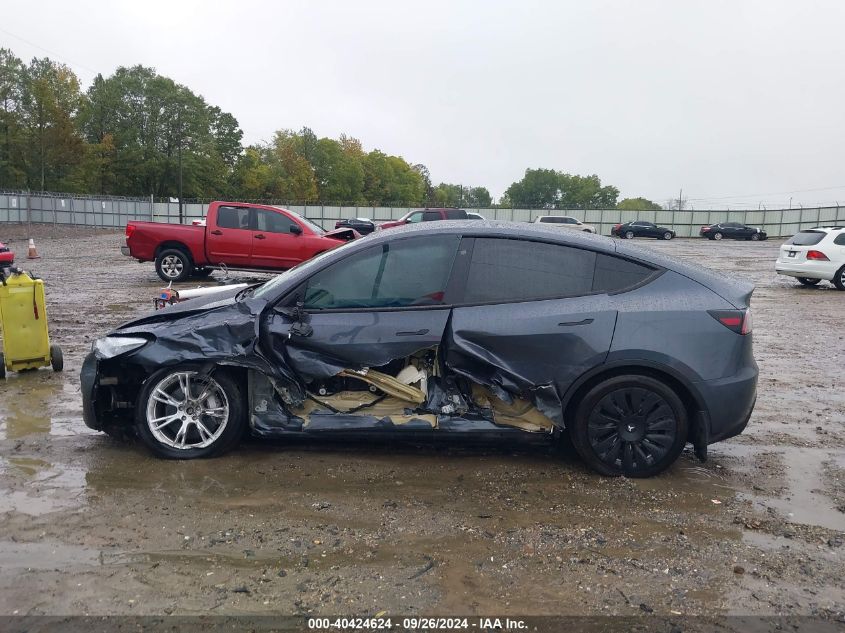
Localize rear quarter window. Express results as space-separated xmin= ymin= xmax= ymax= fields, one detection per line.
xmin=462 ymin=239 xmax=656 ymax=304
xmin=787 ymin=231 xmax=826 ymax=246
xmin=834 ymin=233 xmax=845 ymax=246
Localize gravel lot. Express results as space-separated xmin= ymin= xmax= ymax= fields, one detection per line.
xmin=0 ymin=225 xmax=843 ymax=622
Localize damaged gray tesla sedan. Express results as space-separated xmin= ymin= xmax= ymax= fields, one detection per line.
xmin=81 ymin=221 xmax=757 ymax=477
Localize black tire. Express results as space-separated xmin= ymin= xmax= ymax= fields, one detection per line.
xmin=569 ymin=375 xmax=688 ymax=478
xmin=135 ymin=365 xmax=246 ymax=459
xmin=191 ymin=268 xmax=214 ymax=279
xmin=712 ymin=232 xmax=723 ymax=241
xmin=624 ymin=231 xmax=635 ymax=239
xmin=155 ymin=248 xmax=193 ymax=283
xmin=662 ymin=232 xmax=673 ymax=240
xmin=50 ymin=344 xmax=63 ymax=372
xmin=0 ymin=352 xmax=5 ymax=379
xmin=796 ymin=277 xmax=821 ymax=287
xmin=834 ymin=265 xmax=845 ymax=291
xmin=750 ymin=233 xmax=760 ymax=241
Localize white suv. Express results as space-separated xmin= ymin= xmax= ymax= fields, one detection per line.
xmin=775 ymin=226 xmax=845 ymax=290
xmin=533 ymin=215 xmax=596 ymax=233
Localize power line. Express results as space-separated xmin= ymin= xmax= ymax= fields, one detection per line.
xmin=687 ymin=184 xmax=845 ymax=202
xmin=0 ymin=26 xmax=99 ymax=76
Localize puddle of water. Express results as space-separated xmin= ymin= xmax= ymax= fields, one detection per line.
xmin=717 ymin=443 xmax=845 ymax=531
xmin=0 ymin=456 xmax=88 ymax=515
xmin=0 ymin=540 xmax=100 ymax=570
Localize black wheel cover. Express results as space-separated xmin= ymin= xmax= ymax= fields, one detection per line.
xmin=587 ymin=387 xmax=677 ymax=472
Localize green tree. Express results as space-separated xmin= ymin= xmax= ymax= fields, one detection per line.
xmin=431 ymin=183 xmax=491 ymax=207
xmin=617 ymin=197 xmax=662 ymax=210
xmin=0 ymin=48 xmax=27 ymax=188
xmin=21 ymin=57 xmax=85 ymax=191
xmin=503 ymin=168 xmax=618 ymax=209
xmin=312 ymin=137 xmax=364 ymax=203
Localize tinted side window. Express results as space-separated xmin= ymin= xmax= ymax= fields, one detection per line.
xmin=217 ymin=206 xmax=251 ymax=230
xmin=423 ymin=211 xmax=442 ymax=221
xmin=444 ymin=209 xmax=467 ymax=219
xmin=463 ymin=238 xmax=596 ymax=303
xmin=834 ymin=233 xmax=845 ymax=246
xmin=303 ymin=236 xmax=460 ymax=309
xmin=256 ymin=209 xmax=295 ymax=233
xmin=787 ymin=231 xmax=826 ymax=246
xmin=593 ymin=254 xmax=654 ymax=293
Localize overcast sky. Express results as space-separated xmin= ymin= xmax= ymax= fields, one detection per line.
xmin=3 ymin=0 xmax=845 ymax=208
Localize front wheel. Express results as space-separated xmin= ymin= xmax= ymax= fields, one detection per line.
xmin=796 ymin=277 xmax=821 ymax=287
xmin=570 ymin=375 xmax=688 ymax=477
xmin=155 ymin=248 xmax=193 ymax=282
xmin=135 ymin=367 xmax=246 ymax=459
xmin=750 ymin=233 xmax=760 ymax=241
xmin=624 ymin=231 xmax=635 ymax=239
xmin=834 ymin=265 xmax=845 ymax=291
xmin=662 ymin=232 xmax=673 ymax=240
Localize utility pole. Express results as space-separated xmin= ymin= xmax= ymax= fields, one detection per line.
xmin=678 ymin=188 xmax=683 ymax=211
xmin=177 ymin=108 xmax=183 ymax=224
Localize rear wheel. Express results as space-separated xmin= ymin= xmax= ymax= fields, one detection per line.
xmin=712 ymin=232 xmax=723 ymax=240
xmin=50 ymin=344 xmax=63 ymax=372
xmin=796 ymin=277 xmax=821 ymax=287
xmin=834 ymin=265 xmax=845 ymax=291
xmin=570 ymin=375 xmax=688 ymax=477
xmin=155 ymin=248 xmax=193 ymax=283
xmin=136 ymin=366 xmax=246 ymax=459
xmin=625 ymin=231 xmax=635 ymax=239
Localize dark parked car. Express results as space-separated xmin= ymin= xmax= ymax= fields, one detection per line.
xmin=82 ymin=222 xmax=757 ymax=477
xmin=611 ymin=221 xmax=675 ymax=240
xmin=700 ymin=223 xmax=767 ymax=241
xmin=335 ymin=217 xmax=376 ymax=235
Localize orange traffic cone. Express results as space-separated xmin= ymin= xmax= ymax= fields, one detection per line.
xmin=27 ymin=238 xmax=40 ymax=259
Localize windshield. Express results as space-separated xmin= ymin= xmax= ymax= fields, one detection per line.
xmin=252 ymin=247 xmax=343 ymax=300
xmin=272 ymin=207 xmax=325 ymax=234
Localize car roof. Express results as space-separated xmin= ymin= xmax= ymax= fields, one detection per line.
xmin=803 ymin=226 xmax=844 ymax=232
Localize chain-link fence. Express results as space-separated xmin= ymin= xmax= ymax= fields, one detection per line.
xmin=1 ymin=190 xmax=843 ymax=238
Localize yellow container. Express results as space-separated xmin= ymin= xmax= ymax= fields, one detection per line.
xmin=0 ymin=270 xmax=63 ymax=378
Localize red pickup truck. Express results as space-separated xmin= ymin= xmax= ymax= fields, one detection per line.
xmin=122 ymin=202 xmax=358 ymax=282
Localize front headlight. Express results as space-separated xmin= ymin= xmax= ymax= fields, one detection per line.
xmin=92 ymin=336 xmax=148 ymax=359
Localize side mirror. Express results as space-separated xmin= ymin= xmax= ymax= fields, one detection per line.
xmin=290 ymin=224 xmax=303 ymax=235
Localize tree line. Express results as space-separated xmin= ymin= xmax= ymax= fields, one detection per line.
xmin=0 ymin=47 xmax=661 ymax=210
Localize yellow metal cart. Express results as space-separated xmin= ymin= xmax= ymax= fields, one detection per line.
xmin=0 ymin=269 xmax=62 ymax=378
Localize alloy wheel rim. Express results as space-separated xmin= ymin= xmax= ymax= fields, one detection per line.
xmin=626 ymin=232 xmax=634 ymax=239
xmin=587 ymin=387 xmax=677 ymax=472
xmin=664 ymin=232 xmax=671 ymax=240
xmin=162 ymin=255 xmax=184 ymax=278
xmin=714 ymin=233 xmax=722 ymax=240
xmin=146 ymin=371 xmax=229 ymax=449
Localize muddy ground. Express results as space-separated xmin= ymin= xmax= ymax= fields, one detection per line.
xmin=0 ymin=225 xmax=842 ymax=623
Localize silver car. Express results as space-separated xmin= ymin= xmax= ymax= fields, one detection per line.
xmin=533 ymin=215 xmax=597 ymax=233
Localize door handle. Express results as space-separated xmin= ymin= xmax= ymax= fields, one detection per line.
xmin=396 ymin=329 xmax=429 ymax=336
xmin=254 ymin=234 xmax=266 ymax=240
xmin=210 ymin=229 xmax=223 ymax=235
xmin=558 ymin=318 xmax=594 ymax=327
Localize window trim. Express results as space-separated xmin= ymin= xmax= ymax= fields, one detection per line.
xmin=446 ymin=236 xmax=663 ymax=308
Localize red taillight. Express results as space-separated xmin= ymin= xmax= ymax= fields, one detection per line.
xmin=613 ymin=224 xmax=621 ymax=230
xmin=125 ymin=224 xmax=136 ymax=238
xmin=709 ymin=309 xmax=752 ymax=335
xmin=806 ymin=250 xmax=829 ymax=261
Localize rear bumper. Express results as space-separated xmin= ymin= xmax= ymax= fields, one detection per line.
xmin=775 ymin=259 xmax=836 ymax=280
xmin=695 ymin=363 xmax=758 ymax=443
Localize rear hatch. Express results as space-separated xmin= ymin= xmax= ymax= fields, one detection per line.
xmin=779 ymin=230 xmax=827 ymax=262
